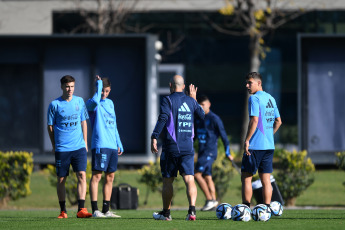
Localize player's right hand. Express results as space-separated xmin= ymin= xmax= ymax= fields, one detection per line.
xmin=189 ymin=84 xmax=197 ymax=100
xmin=244 ymin=140 xmax=251 ymax=156
xmin=151 ymin=138 xmax=158 ymax=154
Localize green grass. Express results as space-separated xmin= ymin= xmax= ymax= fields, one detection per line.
xmin=0 ymin=210 xmax=344 ymax=230
xmin=6 ymin=169 xmax=345 ymax=209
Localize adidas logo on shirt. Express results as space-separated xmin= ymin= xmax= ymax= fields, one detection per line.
xmin=266 ymin=99 xmax=274 ymax=108
xmin=178 ymin=102 xmax=191 ymax=112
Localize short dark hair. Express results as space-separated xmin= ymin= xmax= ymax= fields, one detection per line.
xmin=246 ymin=72 xmax=262 ymax=81
xmin=60 ymin=75 xmax=75 ymax=85
xmin=102 ymin=77 xmax=111 ymax=88
xmin=197 ymin=94 xmax=210 ymax=103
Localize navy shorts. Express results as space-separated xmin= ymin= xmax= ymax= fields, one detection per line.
xmin=92 ymin=148 xmax=118 ymax=173
xmin=241 ymin=149 xmax=274 ymax=174
xmin=55 ymin=148 xmax=87 ymax=177
xmin=160 ymin=152 xmax=194 ymax=178
xmin=195 ymin=155 xmax=215 ymax=176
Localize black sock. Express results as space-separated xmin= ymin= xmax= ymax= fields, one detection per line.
xmin=265 ymin=203 xmax=271 ymax=208
xmin=91 ymin=201 xmax=98 ymax=213
xmin=243 ymin=202 xmax=250 ymax=208
xmin=162 ymin=209 xmax=170 ymax=217
xmin=59 ymin=201 xmax=66 ymax=213
xmin=163 ymin=209 xmax=170 ymax=217
xmin=102 ymin=200 xmax=110 ymax=213
xmin=188 ymin=206 xmax=196 ymax=214
xmin=78 ymin=199 xmax=85 ymax=211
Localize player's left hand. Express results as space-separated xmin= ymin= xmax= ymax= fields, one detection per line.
xmin=85 ymin=145 xmax=88 ymax=153
xmin=189 ymin=84 xmax=197 ymax=100
xmin=244 ymin=140 xmax=251 ymax=156
xmin=227 ymin=155 xmax=234 ymax=161
xmin=118 ymin=147 xmax=123 ymax=155
xmin=151 ymin=138 xmax=158 ymax=154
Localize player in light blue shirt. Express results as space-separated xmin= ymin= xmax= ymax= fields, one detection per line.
xmin=47 ymin=75 xmax=91 ymax=218
xmin=241 ymin=72 xmax=282 ymax=209
xmin=86 ymin=75 xmax=123 ymax=218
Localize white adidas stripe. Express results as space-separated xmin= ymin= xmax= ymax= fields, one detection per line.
xmin=179 ymin=105 xmax=186 ymax=112
xmin=183 ymin=102 xmax=191 ymax=112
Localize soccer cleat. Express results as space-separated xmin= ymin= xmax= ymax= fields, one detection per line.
xmin=57 ymin=211 xmax=68 ymax=219
xmin=104 ymin=211 xmax=121 ymax=218
xmin=185 ymin=211 xmax=196 ymax=221
xmin=153 ymin=211 xmax=172 ymax=221
xmin=92 ymin=210 xmax=106 ymax=218
xmin=76 ymin=208 xmax=92 ymax=218
xmin=201 ymin=200 xmax=218 ymax=211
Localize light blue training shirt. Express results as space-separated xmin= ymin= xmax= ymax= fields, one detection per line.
xmin=248 ymin=90 xmax=280 ymax=150
xmin=86 ymin=80 xmax=123 ymax=152
xmin=47 ymin=96 xmax=89 ymax=152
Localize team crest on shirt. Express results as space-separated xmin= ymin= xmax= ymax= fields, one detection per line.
xmin=75 ymin=104 xmax=79 ymax=111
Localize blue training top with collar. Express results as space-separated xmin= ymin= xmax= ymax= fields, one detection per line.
xmin=151 ymin=92 xmax=205 ymax=156
xmin=86 ymin=80 xmax=123 ymax=152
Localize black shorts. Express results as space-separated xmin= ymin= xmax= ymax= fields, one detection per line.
xmin=241 ymin=149 xmax=274 ymax=174
xmin=55 ymin=148 xmax=87 ymax=177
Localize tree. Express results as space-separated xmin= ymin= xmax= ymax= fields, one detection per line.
xmin=203 ymin=0 xmax=312 ymax=148
xmin=73 ymin=0 xmax=153 ymax=34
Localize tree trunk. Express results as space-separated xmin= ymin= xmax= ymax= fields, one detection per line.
xmin=285 ymin=197 xmax=297 ymax=207
xmin=239 ymin=34 xmax=261 ymax=154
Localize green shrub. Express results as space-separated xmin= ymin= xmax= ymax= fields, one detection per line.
xmin=137 ymin=159 xmax=184 ymax=206
xmin=336 ymin=151 xmax=345 ymax=187
xmin=276 ymin=150 xmax=315 ymax=206
xmin=46 ymin=161 xmax=92 ymax=206
xmin=336 ymin=152 xmax=345 ymax=171
xmin=212 ymin=138 xmax=236 ymax=202
xmin=0 ymin=151 xmax=34 ymax=206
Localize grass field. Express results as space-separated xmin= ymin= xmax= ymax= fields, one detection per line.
xmin=7 ymin=169 xmax=345 ymax=209
xmin=0 ymin=210 xmax=344 ymax=230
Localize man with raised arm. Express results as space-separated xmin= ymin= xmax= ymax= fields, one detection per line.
xmin=86 ymin=75 xmax=124 ymax=218
xmin=151 ymin=75 xmax=205 ymax=221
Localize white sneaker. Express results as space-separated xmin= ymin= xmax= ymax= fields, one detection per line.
xmin=212 ymin=200 xmax=219 ymax=208
xmin=92 ymin=210 xmax=106 ymax=218
xmin=153 ymin=211 xmax=172 ymax=221
xmin=104 ymin=211 xmax=121 ymax=218
xmin=201 ymin=200 xmax=218 ymax=211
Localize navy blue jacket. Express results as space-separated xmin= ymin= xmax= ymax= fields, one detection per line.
xmin=195 ymin=110 xmax=230 ymax=159
xmin=151 ymin=92 xmax=205 ymax=156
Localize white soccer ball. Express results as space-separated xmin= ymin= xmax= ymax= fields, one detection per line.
xmin=231 ymin=204 xmax=251 ymax=222
xmin=252 ymin=204 xmax=272 ymax=222
xmin=216 ymin=203 xmax=232 ymax=220
xmin=270 ymin=201 xmax=283 ymax=216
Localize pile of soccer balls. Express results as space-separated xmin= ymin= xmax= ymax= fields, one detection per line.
xmin=216 ymin=201 xmax=283 ymax=222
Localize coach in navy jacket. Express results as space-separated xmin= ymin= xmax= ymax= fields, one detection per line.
xmin=151 ymin=75 xmax=205 ymax=221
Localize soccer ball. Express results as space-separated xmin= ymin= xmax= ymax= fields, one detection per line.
xmin=270 ymin=201 xmax=283 ymax=216
xmin=216 ymin=203 xmax=232 ymax=220
xmin=231 ymin=204 xmax=251 ymax=222
xmin=252 ymin=204 xmax=272 ymax=222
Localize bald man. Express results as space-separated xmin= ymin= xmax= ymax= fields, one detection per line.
xmin=151 ymin=75 xmax=205 ymax=221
